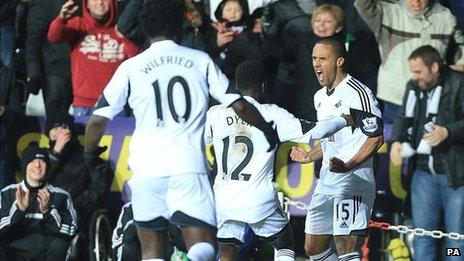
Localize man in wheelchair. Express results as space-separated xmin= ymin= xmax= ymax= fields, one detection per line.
xmin=45 ymin=112 xmax=113 ymax=260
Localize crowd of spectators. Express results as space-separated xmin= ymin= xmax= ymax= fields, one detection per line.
xmin=2 ymin=0 xmax=462 ymax=119
xmin=1 ymin=0 xmax=463 ymax=259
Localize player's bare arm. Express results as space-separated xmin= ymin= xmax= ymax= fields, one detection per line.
xmin=330 ymin=134 xmax=383 ymax=173
xmin=290 ymin=143 xmax=323 ymax=164
xmin=231 ymin=98 xmax=279 ymax=151
xmin=341 ymin=114 xmax=354 ymax=127
xmin=84 ymin=115 xmax=109 ymax=153
xmin=83 ymin=115 xmax=110 ymax=170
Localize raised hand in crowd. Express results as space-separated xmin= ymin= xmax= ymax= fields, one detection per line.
xmin=51 ymin=127 xmax=72 ymax=154
xmin=37 ymin=188 xmax=50 ymax=214
xmin=59 ymin=0 xmax=79 ymax=20
xmin=15 ymin=184 xmax=30 ymax=211
xmin=214 ymin=22 xmax=236 ymax=48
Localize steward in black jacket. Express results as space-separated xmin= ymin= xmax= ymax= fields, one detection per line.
xmin=0 ymin=144 xmax=78 ymax=260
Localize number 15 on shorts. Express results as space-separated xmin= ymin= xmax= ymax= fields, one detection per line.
xmin=334 ymin=196 xmax=363 ymax=231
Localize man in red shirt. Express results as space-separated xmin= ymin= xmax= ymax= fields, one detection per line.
xmin=48 ymin=0 xmax=139 ymax=116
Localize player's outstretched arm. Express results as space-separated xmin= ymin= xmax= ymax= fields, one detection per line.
xmin=231 ymin=98 xmax=279 ymax=151
xmin=330 ymin=134 xmax=383 ymax=173
xmin=311 ymin=115 xmax=354 ymax=140
xmin=84 ymin=115 xmax=109 ymax=168
xmin=290 ymin=143 xmax=323 ymax=164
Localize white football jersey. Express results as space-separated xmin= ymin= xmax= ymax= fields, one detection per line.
xmin=93 ymin=40 xmax=241 ymax=178
xmin=314 ymin=75 xmax=382 ymax=196
xmin=205 ymin=96 xmax=317 ymax=223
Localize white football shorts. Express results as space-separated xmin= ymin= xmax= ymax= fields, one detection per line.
xmin=305 ymin=193 xmax=374 ymax=236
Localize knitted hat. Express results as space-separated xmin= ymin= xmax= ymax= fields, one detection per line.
xmin=20 ymin=142 xmax=50 ymax=173
xmin=45 ymin=111 xmax=74 ymax=135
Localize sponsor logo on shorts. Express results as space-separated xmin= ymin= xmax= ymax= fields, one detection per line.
xmin=339 ymin=221 xmax=349 ymax=229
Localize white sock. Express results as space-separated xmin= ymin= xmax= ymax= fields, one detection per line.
xmin=310 ymin=247 xmax=338 ymax=261
xmin=338 ymin=251 xmax=361 ymax=261
xmin=276 ymin=248 xmax=295 ymax=261
xmin=187 ymin=242 xmax=215 ymax=261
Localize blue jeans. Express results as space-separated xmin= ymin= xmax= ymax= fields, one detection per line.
xmin=411 ymin=169 xmax=464 ymax=261
xmin=0 ymin=25 xmax=14 ymax=68
xmin=73 ymin=106 xmax=93 ymax=117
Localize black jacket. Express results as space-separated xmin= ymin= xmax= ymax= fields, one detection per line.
xmin=0 ymin=65 xmax=21 ymax=147
xmin=392 ymin=69 xmax=464 ymax=188
xmin=0 ymin=0 xmax=19 ymax=26
xmin=25 ymin=0 xmax=80 ymax=78
xmin=48 ymin=140 xmax=113 ymax=220
xmin=208 ymin=27 xmax=276 ymax=80
xmin=117 ymin=0 xmax=211 ymax=51
xmin=0 ymin=181 xmax=78 ymax=251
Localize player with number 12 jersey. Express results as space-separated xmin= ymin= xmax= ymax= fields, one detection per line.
xmin=204 ymin=60 xmax=351 ymax=261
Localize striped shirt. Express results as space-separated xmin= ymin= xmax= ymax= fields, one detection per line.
xmin=313 ymin=74 xmax=382 ymax=196
xmin=0 ymin=182 xmax=78 ymax=238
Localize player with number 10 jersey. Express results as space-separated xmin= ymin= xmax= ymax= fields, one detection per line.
xmin=93 ymin=40 xmax=241 ymax=177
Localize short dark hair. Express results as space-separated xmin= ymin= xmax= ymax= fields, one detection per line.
xmin=408 ymin=45 xmax=443 ymax=68
xmin=139 ymin=0 xmax=186 ymax=41
xmin=235 ymin=60 xmax=267 ymax=92
xmin=316 ymin=36 xmax=347 ymax=59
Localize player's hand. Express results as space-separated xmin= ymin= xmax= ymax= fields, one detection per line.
xmin=15 ymin=184 xmax=30 ymax=211
xmin=53 ymin=128 xmax=72 ymax=153
xmin=341 ymin=114 xmax=354 ymax=127
xmin=84 ymin=146 xmax=107 ymax=170
xmin=329 ymin=157 xmax=350 ymax=173
xmin=290 ymin=146 xmax=312 ymax=164
xmin=59 ymin=0 xmax=79 ymax=20
xmin=37 ymin=188 xmax=50 ymax=214
xmin=390 ymin=141 xmax=403 ymax=166
xmin=423 ymin=123 xmax=449 ymax=147
xmin=264 ymin=121 xmax=279 ymax=152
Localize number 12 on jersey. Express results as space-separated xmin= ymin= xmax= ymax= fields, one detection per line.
xmin=221 ymin=135 xmax=254 ymax=181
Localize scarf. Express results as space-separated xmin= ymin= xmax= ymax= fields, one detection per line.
xmin=401 ymin=85 xmax=442 ymax=174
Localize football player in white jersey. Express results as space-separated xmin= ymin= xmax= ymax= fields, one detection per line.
xmin=290 ymin=37 xmax=384 ymax=261
xmin=205 ymin=60 xmax=355 ymax=261
xmin=83 ymin=1 xmax=280 ymax=260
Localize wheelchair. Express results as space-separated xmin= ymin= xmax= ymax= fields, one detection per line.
xmin=67 ymin=209 xmax=114 ymax=261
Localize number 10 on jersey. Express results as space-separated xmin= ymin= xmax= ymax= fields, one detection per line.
xmin=152 ymin=76 xmax=191 ymax=126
